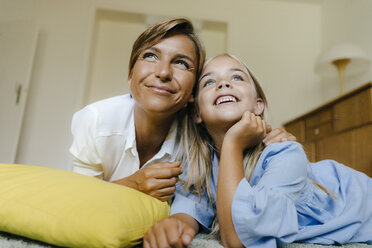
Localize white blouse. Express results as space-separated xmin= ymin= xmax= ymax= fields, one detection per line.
xmin=70 ymin=94 xmax=179 ymax=181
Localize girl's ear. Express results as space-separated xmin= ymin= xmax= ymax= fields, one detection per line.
xmin=254 ymin=98 xmax=264 ymax=116
xmin=194 ymin=113 xmax=202 ymax=124
xmin=191 ymin=106 xmax=202 ymax=124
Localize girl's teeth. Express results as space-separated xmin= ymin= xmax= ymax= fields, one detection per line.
xmin=216 ymin=96 xmax=237 ymax=105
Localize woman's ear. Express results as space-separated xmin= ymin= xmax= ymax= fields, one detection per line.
xmin=254 ymin=98 xmax=264 ymax=116
xmin=188 ymin=95 xmax=195 ymax=103
xmin=127 ymin=72 xmax=132 ymax=88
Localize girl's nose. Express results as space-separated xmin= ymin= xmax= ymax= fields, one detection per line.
xmin=155 ymin=61 xmax=173 ymax=82
xmin=217 ymin=80 xmax=231 ymax=89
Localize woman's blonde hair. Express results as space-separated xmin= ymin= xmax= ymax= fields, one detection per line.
xmin=177 ymin=54 xmax=268 ymax=237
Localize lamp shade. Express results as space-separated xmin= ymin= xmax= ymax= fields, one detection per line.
xmin=315 ymin=43 xmax=370 ymax=77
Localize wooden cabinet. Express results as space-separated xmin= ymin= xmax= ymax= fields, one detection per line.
xmin=283 ymin=82 xmax=372 ymax=177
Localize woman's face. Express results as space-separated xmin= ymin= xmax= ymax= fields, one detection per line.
xmin=196 ymin=55 xmax=263 ymax=128
xmin=128 ymin=33 xmax=197 ymax=116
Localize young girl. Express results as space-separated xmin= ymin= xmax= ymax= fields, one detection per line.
xmin=143 ymin=54 xmax=372 ymax=248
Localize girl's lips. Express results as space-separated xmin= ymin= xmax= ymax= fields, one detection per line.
xmin=214 ymin=95 xmax=238 ymax=105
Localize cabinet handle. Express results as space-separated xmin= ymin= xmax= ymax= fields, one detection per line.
xmin=334 ymin=114 xmax=340 ymax=120
xmin=314 ymin=128 xmax=320 ymax=135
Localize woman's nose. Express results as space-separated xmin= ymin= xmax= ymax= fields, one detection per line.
xmin=155 ymin=60 xmax=173 ymax=82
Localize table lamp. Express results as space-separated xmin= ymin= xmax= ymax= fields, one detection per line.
xmin=315 ymin=43 xmax=370 ymax=95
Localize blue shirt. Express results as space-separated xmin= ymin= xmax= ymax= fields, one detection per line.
xmin=171 ymin=142 xmax=372 ymax=247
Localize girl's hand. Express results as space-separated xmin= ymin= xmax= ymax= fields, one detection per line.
xmin=263 ymin=126 xmax=296 ymax=146
xmin=143 ymin=215 xmax=197 ymax=248
xmin=112 ymin=161 xmax=182 ymax=201
xmin=224 ymin=111 xmax=267 ymax=152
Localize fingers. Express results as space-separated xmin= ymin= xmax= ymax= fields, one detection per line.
xmin=139 ymin=164 xmax=181 ymax=184
xmin=181 ymin=222 xmax=196 ymax=246
xmin=153 ymin=183 xmax=177 ymax=201
xmin=262 ymin=119 xmax=267 ymax=137
xmin=266 ymin=124 xmax=272 ymax=133
xmin=140 ymin=177 xmax=178 ymax=201
xmin=263 ymin=128 xmax=296 ymax=146
xmin=255 ymin=115 xmax=266 ymax=136
xmin=146 ymin=162 xmax=182 ymax=179
xmin=143 ymin=219 xmax=185 ymax=248
xmin=154 ymin=167 xmax=183 ymax=179
xmin=143 ymin=226 xmax=158 ymax=248
xmin=245 ymin=111 xmax=266 ymax=136
xmin=164 ymin=220 xmax=184 ymax=248
xmin=133 ymin=162 xmax=183 ymax=201
xmin=150 ymin=161 xmax=181 ymax=169
xmin=143 ymin=239 xmax=149 ymax=248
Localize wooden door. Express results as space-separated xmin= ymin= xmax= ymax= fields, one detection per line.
xmin=0 ymin=21 xmax=38 ymax=163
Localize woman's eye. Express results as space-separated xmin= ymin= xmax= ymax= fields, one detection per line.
xmin=174 ymin=60 xmax=190 ymax=70
xmin=232 ymin=75 xmax=243 ymax=81
xmin=142 ymin=52 xmax=157 ymax=61
xmin=203 ymin=80 xmax=215 ymax=87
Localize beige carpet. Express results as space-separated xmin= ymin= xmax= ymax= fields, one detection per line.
xmin=0 ymin=231 xmax=370 ymax=248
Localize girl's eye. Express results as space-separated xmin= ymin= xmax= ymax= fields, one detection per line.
xmin=174 ymin=60 xmax=190 ymax=70
xmin=142 ymin=52 xmax=157 ymax=61
xmin=203 ymin=80 xmax=215 ymax=87
xmin=232 ymin=75 xmax=243 ymax=81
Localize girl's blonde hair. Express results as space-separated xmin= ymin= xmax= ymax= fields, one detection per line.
xmin=177 ymin=54 xmax=268 ymax=237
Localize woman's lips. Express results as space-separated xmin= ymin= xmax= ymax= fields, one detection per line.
xmin=147 ymin=85 xmax=175 ymax=94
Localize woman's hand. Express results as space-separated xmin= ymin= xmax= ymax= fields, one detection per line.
xmin=112 ymin=161 xmax=182 ymax=201
xmin=263 ymin=126 xmax=296 ymax=146
xmin=224 ymin=111 xmax=267 ymax=152
xmin=143 ymin=214 xmax=198 ymax=248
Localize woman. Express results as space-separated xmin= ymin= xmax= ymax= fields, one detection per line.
xmin=70 ymin=19 xmax=294 ymax=202
xmin=70 ymin=18 xmax=204 ymax=201
xmin=143 ymin=54 xmax=372 ymax=247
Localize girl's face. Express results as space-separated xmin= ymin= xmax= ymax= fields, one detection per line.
xmin=128 ymin=33 xmax=197 ymax=116
xmin=195 ymin=55 xmax=263 ymax=128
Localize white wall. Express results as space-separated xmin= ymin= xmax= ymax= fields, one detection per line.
xmin=1 ymin=0 xmax=369 ymax=170
xmin=0 ymin=0 xmax=95 ymax=169
xmin=85 ymin=10 xmax=145 ymax=104
xmin=86 ymin=11 xmax=227 ymax=105
xmin=94 ymin=0 xmax=323 ymax=126
xmin=320 ymin=0 xmax=372 ymax=100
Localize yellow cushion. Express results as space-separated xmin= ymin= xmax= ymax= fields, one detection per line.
xmin=0 ymin=163 xmax=170 ymax=248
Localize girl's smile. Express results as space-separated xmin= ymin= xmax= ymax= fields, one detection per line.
xmin=195 ymin=55 xmax=263 ymax=128
xmin=214 ymin=95 xmax=238 ymax=105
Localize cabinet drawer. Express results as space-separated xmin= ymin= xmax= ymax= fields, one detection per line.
xmin=305 ymin=123 xmax=332 ymax=141
xmin=353 ymin=125 xmax=372 ymax=177
xmin=302 ymin=142 xmax=316 ymax=162
xmin=284 ymin=120 xmax=305 ymax=143
xmin=316 ymin=131 xmax=353 ymax=166
xmin=333 ymin=88 xmax=372 ymax=132
xmin=305 ymin=108 xmax=332 ymax=128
